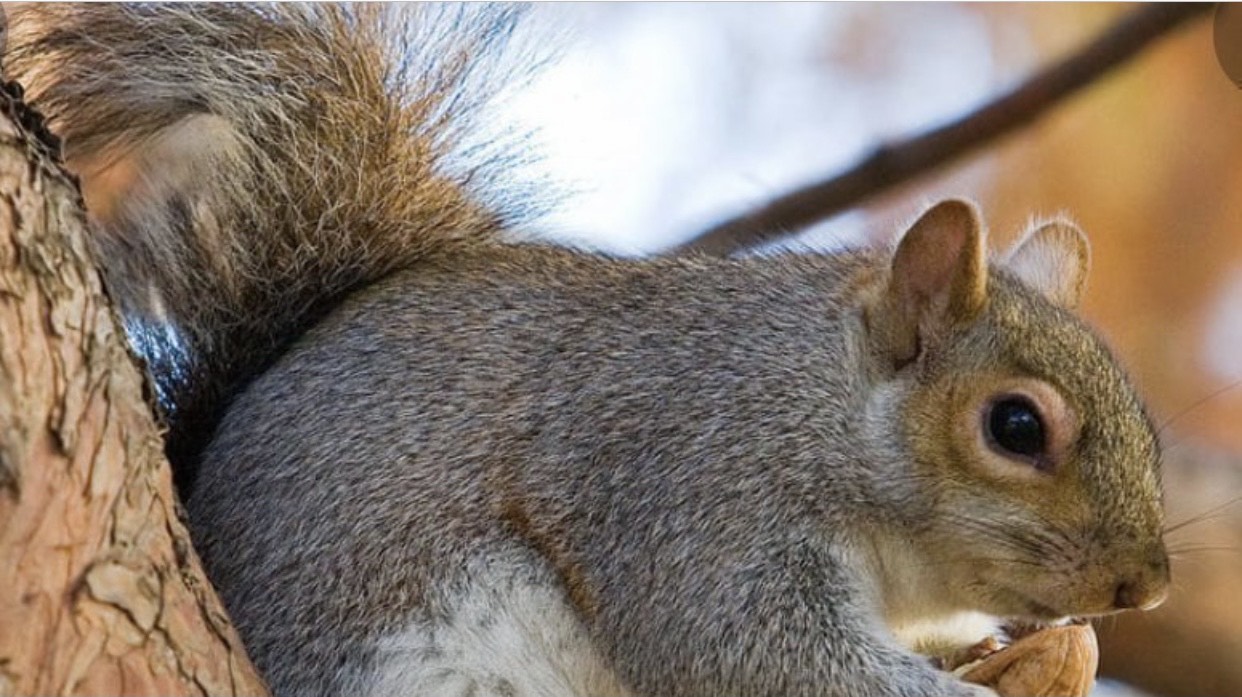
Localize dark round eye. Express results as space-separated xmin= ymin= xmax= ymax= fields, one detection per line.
xmin=986 ymin=396 xmax=1046 ymax=459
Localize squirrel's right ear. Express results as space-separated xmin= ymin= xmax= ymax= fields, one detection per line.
xmin=869 ymin=199 xmax=988 ymax=366
xmin=1002 ymin=220 xmax=1090 ymax=309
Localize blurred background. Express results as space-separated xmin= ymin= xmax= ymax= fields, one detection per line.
xmin=504 ymin=4 xmax=1242 ymax=696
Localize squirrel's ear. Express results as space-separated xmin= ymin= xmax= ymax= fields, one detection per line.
xmin=1003 ymin=220 xmax=1090 ymax=308
xmin=871 ymin=199 xmax=988 ymax=365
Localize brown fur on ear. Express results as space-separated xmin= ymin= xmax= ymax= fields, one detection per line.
xmin=870 ymin=199 xmax=988 ymax=365
xmin=1003 ymin=220 xmax=1090 ymax=308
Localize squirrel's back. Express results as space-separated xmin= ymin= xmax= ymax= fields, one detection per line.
xmin=4 ymin=3 xmax=537 ymax=490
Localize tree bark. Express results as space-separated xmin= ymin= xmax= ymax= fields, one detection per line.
xmin=0 ymin=81 xmax=268 ymax=695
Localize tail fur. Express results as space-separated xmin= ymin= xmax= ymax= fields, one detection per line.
xmin=5 ymin=4 xmax=537 ymax=489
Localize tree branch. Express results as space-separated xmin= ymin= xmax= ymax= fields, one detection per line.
xmin=675 ymin=3 xmax=1213 ymax=256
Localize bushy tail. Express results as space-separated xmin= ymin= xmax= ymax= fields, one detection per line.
xmin=5 ymin=4 xmax=537 ymax=489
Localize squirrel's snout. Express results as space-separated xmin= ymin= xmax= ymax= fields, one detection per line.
xmin=1111 ymin=549 xmax=1170 ymax=611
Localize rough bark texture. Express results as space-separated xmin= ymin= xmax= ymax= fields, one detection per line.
xmin=0 ymin=82 xmax=268 ymax=696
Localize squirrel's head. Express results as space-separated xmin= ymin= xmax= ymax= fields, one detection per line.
xmin=862 ymin=199 xmax=1168 ymax=621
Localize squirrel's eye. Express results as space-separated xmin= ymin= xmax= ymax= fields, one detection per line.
xmin=985 ymin=396 xmax=1046 ymax=460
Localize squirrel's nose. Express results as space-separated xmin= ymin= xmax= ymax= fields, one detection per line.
xmin=1112 ymin=550 xmax=1170 ymax=611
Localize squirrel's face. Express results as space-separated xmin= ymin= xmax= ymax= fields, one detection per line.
xmin=864 ymin=200 xmax=1169 ymax=621
xmin=902 ymin=282 xmax=1168 ymax=620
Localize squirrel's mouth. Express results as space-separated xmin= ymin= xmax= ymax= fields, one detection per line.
xmin=994 ymin=586 xmax=1065 ymax=621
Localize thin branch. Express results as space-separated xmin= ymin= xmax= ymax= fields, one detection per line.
xmin=675 ymin=3 xmax=1213 ymax=257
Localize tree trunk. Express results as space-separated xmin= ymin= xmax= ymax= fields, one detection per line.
xmin=0 ymin=80 xmax=268 ymax=696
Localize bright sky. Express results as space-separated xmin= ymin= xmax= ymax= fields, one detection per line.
xmin=500 ymin=3 xmax=1006 ymax=254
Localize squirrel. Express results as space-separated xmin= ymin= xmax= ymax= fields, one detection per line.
xmin=6 ymin=5 xmax=1171 ymax=697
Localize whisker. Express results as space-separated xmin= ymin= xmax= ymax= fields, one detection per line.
xmin=1163 ymin=494 xmax=1242 ymax=535
xmin=1167 ymin=545 xmax=1241 ymax=556
xmin=1155 ymin=378 xmax=1242 ymax=439
xmin=1163 ymin=511 xmax=1234 ymax=535
xmin=939 ymin=514 xmax=1075 ymax=564
xmin=912 ymin=555 xmax=1047 ymax=570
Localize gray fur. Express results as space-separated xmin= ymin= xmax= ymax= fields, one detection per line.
xmin=192 ymin=247 xmax=988 ymax=696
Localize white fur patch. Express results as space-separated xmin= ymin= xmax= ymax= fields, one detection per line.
xmin=848 ymin=535 xmax=1003 ymax=658
xmin=362 ymin=558 xmax=632 ymax=697
xmin=890 ymin=611 xmax=1003 ymax=658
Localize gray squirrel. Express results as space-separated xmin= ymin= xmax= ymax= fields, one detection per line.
xmin=6 ymin=5 xmax=1169 ymax=697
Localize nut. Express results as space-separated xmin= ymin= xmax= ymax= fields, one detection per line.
xmin=959 ymin=624 xmax=1099 ymax=697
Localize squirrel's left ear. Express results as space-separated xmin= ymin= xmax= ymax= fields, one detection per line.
xmin=870 ymin=199 xmax=988 ymax=365
xmin=1003 ymin=221 xmax=1091 ymax=308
